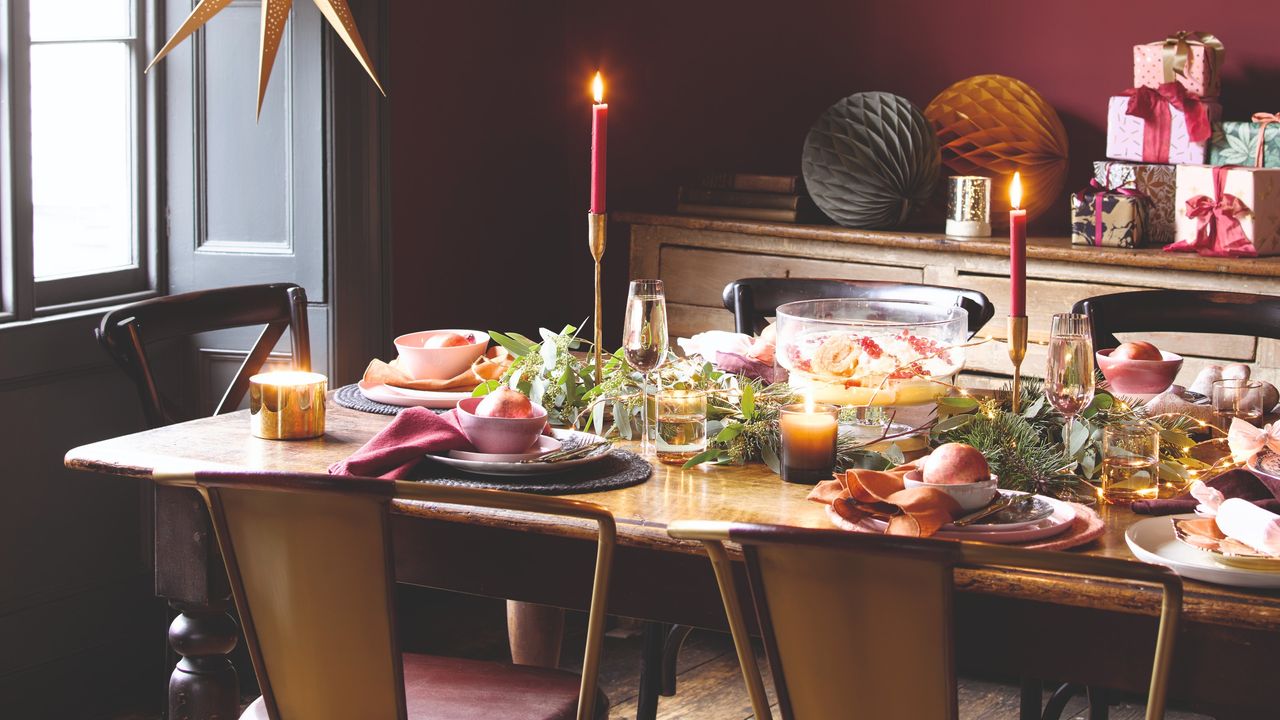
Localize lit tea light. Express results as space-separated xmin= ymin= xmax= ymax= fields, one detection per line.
xmin=249 ymin=371 xmax=327 ymax=440
xmin=779 ymin=394 xmax=839 ymax=485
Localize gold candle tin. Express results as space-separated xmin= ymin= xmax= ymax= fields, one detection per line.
xmin=249 ymin=371 xmax=327 ymax=440
xmin=945 ymin=175 xmax=992 ymax=237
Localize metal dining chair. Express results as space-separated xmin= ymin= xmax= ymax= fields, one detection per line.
xmin=669 ymin=521 xmax=1182 ymax=720
xmin=148 ymin=468 xmax=615 ymax=720
xmin=722 ymin=277 xmax=995 ymax=339
xmin=1073 ymin=289 xmax=1280 ymax=347
xmin=95 ymin=282 xmax=310 ymax=428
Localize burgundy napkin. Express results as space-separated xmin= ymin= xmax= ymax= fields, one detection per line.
xmin=329 ymin=407 xmax=472 ymax=479
xmin=1131 ymin=469 xmax=1280 ymax=515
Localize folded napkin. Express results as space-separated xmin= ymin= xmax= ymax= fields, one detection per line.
xmin=1131 ymin=470 xmax=1280 ymax=515
xmin=364 ymin=346 xmax=513 ymax=392
xmin=329 ymin=407 xmax=473 ymax=479
xmin=807 ymin=461 xmax=962 ymax=537
xmin=677 ymin=326 xmax=782 ymax=383
xmin=1215 ymin=498 xmax=1280 ymax=556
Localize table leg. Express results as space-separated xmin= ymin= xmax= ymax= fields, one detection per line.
xmin=1086 ymin=686 xmax=1109 ymax=720
xmin=636 ymin=621 xmax=668 ymax=720
xmin=1041 ymin=683 xmax=1082 ymax=720
xmin=661 ymin=624 xmax=695 ymax=696
xmin=1019 ymin=677 xmax=1042 ymax=720
xmin=167 ymin=600 xmax=239 ymax=720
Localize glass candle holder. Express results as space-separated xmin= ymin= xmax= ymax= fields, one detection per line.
xmin=249 ymin=371 xmax=327 ymax=440
xmin=1101 ymin=421 xmax=1159 ymax=505
xmin=655 ymin=389 xmax=707 ymax=465
xmin=779 ymin=402 xmax=839 ymax=484
xmin=945 ymin=175 xmax=992 ymax=237
xmin=1212 ymin=379 xmax=1264 ymax=430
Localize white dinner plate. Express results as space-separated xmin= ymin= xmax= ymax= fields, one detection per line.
xmin=1125 ymin=514 xmax=1280 ymax=589
xmin=358 ymin=379 xmax=471 ymax=409
xmin=852 ymin=492 xmax=1076 ymax=543
xmin=424 ymin=430 xmax=611 ymax=477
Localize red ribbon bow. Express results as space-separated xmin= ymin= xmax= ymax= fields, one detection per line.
xmin=1251 ymin=112 xmax=1280 ymax=168
xmin=1122 ymin=82 xmax=1212 ymax=163
xmin=1164 ymin=166 xmax=1257 ymax=258
xmin=1074 ymin=179 xmax=1146 ymax=247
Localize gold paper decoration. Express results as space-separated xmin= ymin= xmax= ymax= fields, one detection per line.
xmin=148 ymin=0 xmax=385 ymax=118
xmin=925 ymin=75 xmax=1069 ymax=223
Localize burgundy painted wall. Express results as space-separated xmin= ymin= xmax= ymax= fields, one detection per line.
xmin=390 ymin=1 xmax=1280 ymax=340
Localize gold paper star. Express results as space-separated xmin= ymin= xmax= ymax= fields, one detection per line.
xmin=148 ymin=0 xmax=385 ymax=118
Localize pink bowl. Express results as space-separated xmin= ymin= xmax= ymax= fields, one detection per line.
xmin=455 ymin=396 xmax=548 ymax=454
xmin=1096 ymin=348 xmax=1183 ymax=395
xmin=394 ymin=330 xmax=489 ymax=380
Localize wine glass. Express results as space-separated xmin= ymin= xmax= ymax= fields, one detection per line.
xmin=1044 ymin=313 xmax=1096 ymax=452
xmin=622 ymin=279 xmax=669 ymax=455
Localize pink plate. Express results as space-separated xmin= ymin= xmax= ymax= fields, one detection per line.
xmin=844 ymin=493 xmax=1077 ymax=543
xmin=358 ymin=379 xmax=471 ymax=409
xmin=447 ymin=435 xmax=562 ymax=463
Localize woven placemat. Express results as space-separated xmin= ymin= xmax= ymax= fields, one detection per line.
xmin=334 ymin=383 xmax=425 ymax=416
xmin=409 ymin=450 xmax=651 ymax=495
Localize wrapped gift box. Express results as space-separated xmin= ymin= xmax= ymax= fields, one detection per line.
xmin=1208 ymin=120 xmax=1280 ymax=168
xmin=1106 ymin=94 xmax=1220 ymax=164
xmin=1093 ymin=161 xmax=1177 ymax=246
xmin=1070 ymin=189 xmax=1147 ymax=248
xmin=1172 ymin=165 xmax=1280 ymax=257
xmin=1134 ymin=34 xmax=1223 ymax=99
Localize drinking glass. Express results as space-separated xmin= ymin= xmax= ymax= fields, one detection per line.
xmin=1044 ymin=313 xmax=1096 ymax=451
xmin=622 ymin=279 xmax=669 ymax=455
xmin=1212 ymin=379 xmax=1264 ymax=430
xmin=1101 ymin=421 xmax=1160 ymax=504
xmin=655 ymin=389 xmax=707 ymax=465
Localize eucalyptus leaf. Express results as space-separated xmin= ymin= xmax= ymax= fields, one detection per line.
xmin=932 ymin=414 xmax=973 ymax=435
xmin=591 ymin=401 xmax=605 ymax=434
xmin=937 ymin=396 xmax=979 ymax=411
xmin=488 ymin=331 xmax=535 ymax=357
xmin=614 ymin=401 xmax=632 ymax=440
xmin=840 ymin=450 xmax=893 ymax=471
xmin=1022 ymin=394 xmax=1046 ymax=419
xmin=761 ymin=444 xmax=781 ymax=474
xmin=716 ymin=424 xmax=744 ymax=443
xmin=1067 ymin=420 xmax=1090 ymax=457
xmin=471 ymin=380 xmax=500 ymax=398
xmin=741 ymin=383 xmax=756 ymax=421
xmin=682 ymin=449 xmax=725 ymax=469
xmin=882 ymin=443 xmax=906 ymax=466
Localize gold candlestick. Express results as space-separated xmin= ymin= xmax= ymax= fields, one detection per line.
xmin=1007 ymin=315 xmax=1028 ymax=413
xmin=588 ymin=212 xmax=608 ymax=383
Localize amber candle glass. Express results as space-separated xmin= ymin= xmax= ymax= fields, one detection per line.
xmin=249 ymin=371 xmax=327 ymax=440
xmin=779 ymin=402 xmax=839 ymax=484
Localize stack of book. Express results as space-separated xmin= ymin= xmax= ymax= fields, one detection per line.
xmin=676 ymin=173 xmax=811 ymax=223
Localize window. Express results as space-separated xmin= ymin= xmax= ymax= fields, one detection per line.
xmin=2 ymin=0 xmax=152 ymax=322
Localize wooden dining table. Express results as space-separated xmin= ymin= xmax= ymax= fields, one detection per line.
xmin=65 ymin=399 xmax=1280 ymax=720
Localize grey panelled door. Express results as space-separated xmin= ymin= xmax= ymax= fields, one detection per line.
xmin=163 ymin=0 xmax=329 ymax=414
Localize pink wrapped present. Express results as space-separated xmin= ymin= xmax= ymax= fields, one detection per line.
xmin=1134 ymin=31 xmax=1224 ymax=99
xmin=1106 ymin=84 xmax=1220 ymax=164
xmin=1168 ymin=164 xmax=1280 ymax=257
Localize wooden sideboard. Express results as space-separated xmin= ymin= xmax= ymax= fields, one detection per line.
xmin=620 ymin=212 xmax=1280 ymax=386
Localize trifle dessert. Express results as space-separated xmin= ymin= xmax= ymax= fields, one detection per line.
xmin=775 ymin=299 xmax=968 ymax=407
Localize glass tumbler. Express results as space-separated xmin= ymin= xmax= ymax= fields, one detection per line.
xmin=1212 ymin=379 xmax=1264 ymax=430
xmin=1101 ymin=421 xmax=1160 ymax=505
xmin=655 ymin=389 xmax=707 ymax=465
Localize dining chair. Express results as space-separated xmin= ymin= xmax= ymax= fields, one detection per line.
xmin=148 ymin=468 xmax=615 ymax=720
xmin=1073 ymin=289 xmax=1280 ymax=347
xmin=669 ymin=521 xmax=1182 ymax=720
xmin=722 ymin=277 xmax=995 ymax=338
xmin=95 ymin=282 xmax=310 ymax=428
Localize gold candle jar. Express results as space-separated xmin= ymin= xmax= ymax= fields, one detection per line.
xmin=945 ymin=175 xmax=992 ymax=237
xmin=249 ymin=371 xmax=327 ymax=440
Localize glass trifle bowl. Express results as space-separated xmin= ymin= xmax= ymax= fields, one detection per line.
xmin=775 ymin=299 xmax=969 ymax=409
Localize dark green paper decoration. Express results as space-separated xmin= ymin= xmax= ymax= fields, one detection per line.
xmin=802 ymin=92 xmax=941 ymax=229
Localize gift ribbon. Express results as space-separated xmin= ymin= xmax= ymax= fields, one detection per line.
xmin=1228 ymin=418 xmax=1280 ymax=465
xmin=1123 ymin=83 xmax=1212 ymax=163
xmin=1073 ymin=179 xmax=1146 ymax=247
xmin=1251 ymin=112 xmax=1280 ymax=168
xmin=1164 ymin=165 xmax=1257 ymax=258
xmin=1159 ymin=31 xmax=1224 ymax=85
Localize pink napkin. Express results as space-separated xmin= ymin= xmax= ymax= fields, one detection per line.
xmin=1186 ymin=479 xmax=1280 ymax=556
xmin=329 ymin=408 xmax=472 ymax=479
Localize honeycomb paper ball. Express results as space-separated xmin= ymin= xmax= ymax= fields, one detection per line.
xmin=802 ymin=92 xmax=940 ymax=229
xmin=925 ymin=75 xmax=1069 ymax=223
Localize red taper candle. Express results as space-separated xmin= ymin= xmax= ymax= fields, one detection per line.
xmin=1008 ymin=172 xmax=1027 ymax=317
xmin=590 ymin=72 xmax=608 ymax=214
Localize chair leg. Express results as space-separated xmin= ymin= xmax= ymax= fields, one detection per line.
xmin=660 ymin=624 xmax=695 ymax=696
xmin=636 ymin=621 xmax=668 ymax=720
xmin=1087 ymin=686 xmax=1110 ymax=720
xmin=1019 ymin=677 xmax=1043 ymax=720
xmin=1041 ymin=683 xmax=1083 ymax=720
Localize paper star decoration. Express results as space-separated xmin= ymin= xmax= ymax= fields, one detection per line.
xmin=148 ymin=0 xmax=386 ymax=118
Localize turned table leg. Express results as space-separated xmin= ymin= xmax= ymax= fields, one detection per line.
xmin=168 ymin=601 xmax=240 ymax=720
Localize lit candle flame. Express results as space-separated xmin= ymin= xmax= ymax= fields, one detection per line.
xmin=803 ymin=390 xmax=815 ymax=414
xmin=592 ymin=72 xmax=604 ymax=104
xmin=1009 ymin=171 xmax=1023 ymax=211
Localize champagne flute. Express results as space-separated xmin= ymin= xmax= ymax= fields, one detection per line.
xmin=622 ymin=279 xmax=669 ymax=456
xmin=1044 ymin=313 xmax=1096 ymax=453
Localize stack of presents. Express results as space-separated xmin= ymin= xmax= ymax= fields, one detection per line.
xmin=1071 ymin=31 xmax=1279 ymax=257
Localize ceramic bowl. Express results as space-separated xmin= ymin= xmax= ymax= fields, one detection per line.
xmin=455 ymin=396 xmax=548 ymax=454
xmin=902 ymin=470 xmax=998 ymax=512
xmin=394 ymin=330 xmax=489 ymax=381
xmin=1096 ymin=348 xmax=1183 ymax=395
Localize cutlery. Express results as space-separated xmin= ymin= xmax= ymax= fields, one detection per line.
xmin=521 ymin=440 xmax=611 ymax=464
xmin=951 ymin=495 xmax=1015 ymax=527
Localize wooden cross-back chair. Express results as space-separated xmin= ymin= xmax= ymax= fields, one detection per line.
xmin=1073 ymin=289 xmax=1280 ymax=349
xmin=669 ymin=521 xmax=1182 ymax=720
xmin=150 ymin=468 xmax=616 ymax=720
xmin=722 ymin=277 xmax=995 ymax=338
xmin=95 ymin=283 xmax=310 ymax=427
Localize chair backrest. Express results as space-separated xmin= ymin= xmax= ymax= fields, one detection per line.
xmin=151 ymin=469 xmax=615 ymax=720
xmin=722 ymin=278 xmax=994 ymax=338
xmin=669 ymin=521 xmax=1181 ymax=720
xmin=1073 ymin=289 xmax=1280 ymax=349
xmin=96 ymin=283 xmax=310 ymax=427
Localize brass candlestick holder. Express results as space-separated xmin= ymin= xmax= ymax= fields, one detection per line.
xmin=588 ymin=212 xmax=607 ymax=383
xmin=1007 ymin=315 xmax=1028 ymax=413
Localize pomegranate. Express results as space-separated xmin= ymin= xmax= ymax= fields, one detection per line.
xmin=921 ymin=443 xmax=991 ymax=485
xmin=1111 ymin=341 xmax=1163 ymax=362
xmin=475 ymin=387 xmax=535 ymax=419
